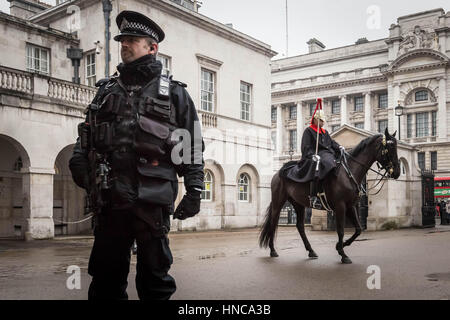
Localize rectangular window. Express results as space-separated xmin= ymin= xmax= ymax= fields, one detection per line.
xmin=432 ymin=111 xmax=437 ymax=136
xmin=331 ymin=125 xmax=340 ymax=132
xmin=157 ymin=54 xmax=171 ymax=77
xmin=289 ymin=105 xmax=297 ymax=120
xmin=26 ymin=44 xmax=49 ymax=74
xmin=309 ymin=103 xmax=316 ymax=116
xmin=431 ymin=151 xmax=437 ymax=171
xmin=407 ymin=114 xmax=413 ymax=138
xmin=332 ymin=100 xmax=341 ymax=114
xmin=354 ymin=122 xmax=364 ymax=129
xmin=289 ymin=129 xmax=297 ymax=152
xmin=378 ymin=93 xmax=388 ymax=109
xmin=200 ymin=68 xmax=214 ymax=112
xmin=354 ymin=96 xmax=364 ymax=112
xmin=378 ymin=120 xmax=388 ymax=133
xmin=86 ymin=52 xmax=96 ymax=87
xmin=240 ymin=82 xmax=251 ymax=121
xmin=271 ymin=106 xmax=277 ymax=123
xmin=416 ymin=112 xmax=429 ymax=137
xmin=418 ymin=152 xmax=425 ymax=170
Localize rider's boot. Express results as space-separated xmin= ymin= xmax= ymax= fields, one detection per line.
xmin=309 ymin=180 xmax=322 ymax=210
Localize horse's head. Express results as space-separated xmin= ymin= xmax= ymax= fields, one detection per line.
xmin=376 ymin=128 xmax=400 ymax=179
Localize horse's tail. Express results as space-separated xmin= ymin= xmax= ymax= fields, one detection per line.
xmin=259 ymin=202 xmax=280 ymax=248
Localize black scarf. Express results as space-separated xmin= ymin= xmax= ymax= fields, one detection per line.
xmin=117 ymin=54 xmax=162 ymax=86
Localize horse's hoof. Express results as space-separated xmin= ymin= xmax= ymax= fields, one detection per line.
xmin=308 ymin=251 xmax=318 ymax=259
xmin=270 ymin=251 xmax=279 ymax=257
xmin=341 ymin=256 xmax=352 ymax=264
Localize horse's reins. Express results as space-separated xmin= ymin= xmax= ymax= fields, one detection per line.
xmin=339 ymin=138 xmax=392 ymax=196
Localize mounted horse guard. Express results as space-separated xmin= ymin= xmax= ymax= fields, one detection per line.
xmin=259 ymin=98 xmax=401 ymax=264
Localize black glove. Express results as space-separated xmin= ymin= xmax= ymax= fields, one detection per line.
xmin=174 ymin=189 xmax=201 ymax=220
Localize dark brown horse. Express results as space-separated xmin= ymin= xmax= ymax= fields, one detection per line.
xmin=259 ymin=128 xmax=401 ymax=264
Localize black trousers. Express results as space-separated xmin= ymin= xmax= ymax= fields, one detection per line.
xmin=87 ymin=206 xmax=176 ymax=300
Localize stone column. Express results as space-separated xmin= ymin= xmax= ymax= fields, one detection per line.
xmin=276 ymin=104 xmax=284 ymax=155
xmin=364 ymin=92 xmax=372 ymax=131
xmin=340 ymin=95 xmax=348 ymax=126
xmin=438 ymin=77 xmax=447 ymax=141
xmin=392 ymin=83 xmax=400 ymax=134
xmin=22 ymin=167 xmax=55 ymax=240
xmin=296 ymin=102 xmax=304 ymax=153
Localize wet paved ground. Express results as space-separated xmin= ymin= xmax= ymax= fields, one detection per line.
xmin=1 ymin=225 xmax=450 ymax=300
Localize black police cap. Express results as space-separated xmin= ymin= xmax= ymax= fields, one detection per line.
xmin=114 ymin=10 xmax=165 ymax=43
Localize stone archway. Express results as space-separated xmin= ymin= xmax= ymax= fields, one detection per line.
xmin=53 ymin=144 xmax=91 ymax=235
xmin=0 ymin=134 xmax=30 ymax=238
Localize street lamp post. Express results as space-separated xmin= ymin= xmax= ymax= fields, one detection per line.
xmin=395 ymin=102 xmax=404 ymax=140
xmin=288 ymin=148 xmax=294 ymax=161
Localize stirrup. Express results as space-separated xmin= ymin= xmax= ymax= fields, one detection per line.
xmin=309 ymin=196 xmax=323 ymax=210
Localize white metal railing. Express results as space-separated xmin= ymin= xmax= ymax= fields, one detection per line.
xmin=0 ymin=66 xmax=33 ymax=94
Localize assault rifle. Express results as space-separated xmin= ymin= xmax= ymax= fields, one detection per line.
xmin=79 ymin=103 xmax=111 ymax=217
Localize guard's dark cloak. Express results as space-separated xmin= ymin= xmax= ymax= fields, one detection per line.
xmin=281 ymin=126 xmax=341 ymax=183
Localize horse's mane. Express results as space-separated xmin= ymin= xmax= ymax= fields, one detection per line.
xmin=349 ymin=134 xmax=382 ymax=157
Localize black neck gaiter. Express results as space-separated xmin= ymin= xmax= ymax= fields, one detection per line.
xmin=117 ymin=54 xmax=162 ymax=86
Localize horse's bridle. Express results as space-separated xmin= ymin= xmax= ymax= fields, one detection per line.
xmin=342 ymin=134 xmax=396 ymax=196
xmin=376 ymin=135 xmax=396 ymax=178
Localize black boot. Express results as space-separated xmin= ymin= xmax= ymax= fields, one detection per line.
xmin=309 ymin=180 xmax=322 ymax=210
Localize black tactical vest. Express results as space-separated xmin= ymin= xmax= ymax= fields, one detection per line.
xmin=89 ymin=75 xmax=179 ymax=210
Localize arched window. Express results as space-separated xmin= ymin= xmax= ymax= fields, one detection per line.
xmin=238 ymin=173 xmax=250 ymax=202
xmin=201 ymin=170 xmax=213 ymax=201
xmin=415 ymin=90 xmax=428 ymax=102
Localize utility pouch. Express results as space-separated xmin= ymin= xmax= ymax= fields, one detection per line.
xmin=78 ymin=122 xmax=90 ymax=150
xmin=135 ymin=116 xmax=170 ymax=158
xmin=139 ymin=96 xmax=171 ymax=120
xmin=95 ymin=122 xmax=113 ymax=150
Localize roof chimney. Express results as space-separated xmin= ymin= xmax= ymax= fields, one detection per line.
xmin=307 ymin=38 xmax=325 ymax=53
xmin=355 ymin=37 xmax=369 ymax=45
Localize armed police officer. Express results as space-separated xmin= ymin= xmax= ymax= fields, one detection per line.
xmin=295 ymin=109 xmax=344 ymax=209
xmin=69 ymin=11 xmax=204 ymax=300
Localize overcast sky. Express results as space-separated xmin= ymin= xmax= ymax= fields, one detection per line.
xmin=1 ymin=0 xmax=448 ymax=59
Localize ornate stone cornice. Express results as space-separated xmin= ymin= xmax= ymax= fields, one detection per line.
xmin=382 ymin=49 xmax=449 ymax=76
xmin=272 ymin=47 xmax=388 ymax=73
xmin=271 ymin=75 xmax=387 ymax=98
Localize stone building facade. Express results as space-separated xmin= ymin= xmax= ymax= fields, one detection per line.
xmin=271 ymin=8 xmax=450 ymax=230
xmin=0 ymin=0 xmax=276 ymax=239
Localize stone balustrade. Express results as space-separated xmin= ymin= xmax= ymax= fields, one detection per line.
xmin=199 ymin=110 xmax=218 ymax=128
xmin=48 ymin=78 xmax=96 ymax=105
xmin=0 ymin=66 xmax=33 ymax=94
xmin=0 ymin=65 xmax=96 ymax=106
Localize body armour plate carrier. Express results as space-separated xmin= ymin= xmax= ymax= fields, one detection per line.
xmin=89 ymin=75 xmax=178 ymax=210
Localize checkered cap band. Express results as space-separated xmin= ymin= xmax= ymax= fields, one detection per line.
xmin=121 ymin=20 xmax=160 ymax=42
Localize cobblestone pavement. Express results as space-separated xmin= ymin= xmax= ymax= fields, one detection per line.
xmin=1 ymin=225 xmax=450 ymax=300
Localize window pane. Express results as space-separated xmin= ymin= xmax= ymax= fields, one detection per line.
xmin=432 ymin=111 xmax=437 ymax=136
xmin=332 ymin=100 xmax=340 ymax=114
xmin=271 ymin=107 xmax=277 ymax=122
xmin=309 ymin=103 xmax=315 ymax=116
xmin=378 ymin=120 xmax=388 ymax=133
xmin=431 ymin=152 xmax=437 ymax=171
xmin=415 ymin=90 xmax=428 ymax=102
xmin=416 ymin=112 xmax=428 ymax=137
xmin=418 ymin=152 xmax=425 ymax=170
xmin=407 ymin=114 xmax=413 ymax=138
xmin=354 ymin=96 xmax=364 ymax=112
xmin=379 ymin=93 xmax=388 ymax=109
